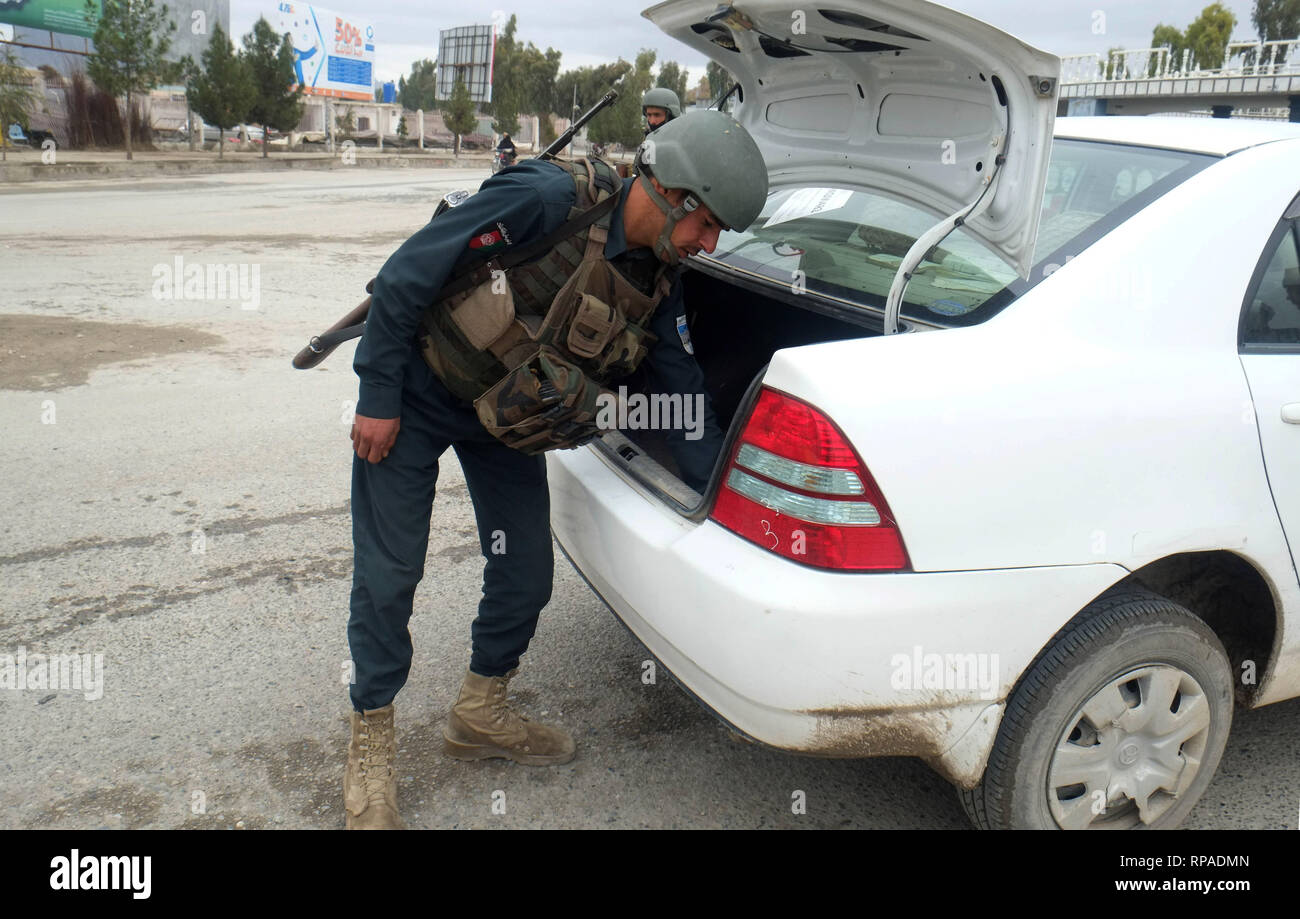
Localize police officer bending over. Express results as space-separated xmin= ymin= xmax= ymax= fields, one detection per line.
xmin=343 ymin=111 xmax=768 ymax=829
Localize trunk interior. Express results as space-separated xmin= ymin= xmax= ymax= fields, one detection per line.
xmin=613 ymin=264 xmax=881 ymax=500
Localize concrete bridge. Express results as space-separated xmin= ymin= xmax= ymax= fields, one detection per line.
xmin=1060 ymin=39 xmax=1300 ymax=120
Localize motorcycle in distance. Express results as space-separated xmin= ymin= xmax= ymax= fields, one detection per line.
xmin=491 ymin=148 xmax=517 ymax=174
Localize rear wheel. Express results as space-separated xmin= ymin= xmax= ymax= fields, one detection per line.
xmin=961 ymin=588 xmax=1233 ymax=829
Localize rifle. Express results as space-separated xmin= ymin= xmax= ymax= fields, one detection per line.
xmin=292 ymin=89 xmax=621 ymax=370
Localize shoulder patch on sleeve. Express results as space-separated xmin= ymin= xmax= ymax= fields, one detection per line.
xmin=468 ymin=221 xmax=513 ymax=255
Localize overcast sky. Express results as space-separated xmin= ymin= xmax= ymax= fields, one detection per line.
xmin=229 ymin=0 xmax=1267 ymax=87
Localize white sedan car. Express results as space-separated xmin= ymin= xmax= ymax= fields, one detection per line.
xmin=548 ymin=0 xmax=1300 ymax=829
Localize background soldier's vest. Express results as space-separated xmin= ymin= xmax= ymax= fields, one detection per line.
xmin=419 ymin=158 xmax=673 ymax=454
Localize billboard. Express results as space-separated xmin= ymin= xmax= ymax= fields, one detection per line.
xmin=0 ymin=0 xmax=102 ymax=39
xmin=268 ymin=2 xmax=375 ymax=101
xmin=437 ymin=24 xmax=494 ymax=105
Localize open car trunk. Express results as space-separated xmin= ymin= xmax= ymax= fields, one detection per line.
xmin=601 ymin=263 xmax=882 ymax=511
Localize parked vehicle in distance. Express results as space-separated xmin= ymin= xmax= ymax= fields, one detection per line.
xmin=25 ymin=110 xmax=62 ymax=149
xmin=547 ymin=0 xmax=1300 ymax=829
xmin=178 ymin=123 xmax=245 ymax=144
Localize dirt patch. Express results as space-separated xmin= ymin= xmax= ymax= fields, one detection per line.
xmin=32 ymin=784 xmax=163 ymax=829
xmin=0 ymin=314 xmax=224 ymax=391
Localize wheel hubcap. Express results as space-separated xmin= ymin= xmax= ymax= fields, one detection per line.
xmin=1047 ymin=664 xmax=1213 ymax=829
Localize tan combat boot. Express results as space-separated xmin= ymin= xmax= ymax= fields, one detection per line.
xmin=443 ymin=669 xmax=576 ymax=765
xmin=344 ymin=704 xmax=406 ymax=830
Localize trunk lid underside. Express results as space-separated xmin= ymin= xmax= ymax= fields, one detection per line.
xmin=642 ymin=0 xmax=1060 ymax=278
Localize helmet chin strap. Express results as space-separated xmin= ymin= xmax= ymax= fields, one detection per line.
xmin=637 ymin=172 xmax=698 ymax=267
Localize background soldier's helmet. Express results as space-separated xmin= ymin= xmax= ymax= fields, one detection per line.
xmin=636 ymin=109 xmax=768 ymax=234
xmin=641 ymin=87 xmax=682 ymax=120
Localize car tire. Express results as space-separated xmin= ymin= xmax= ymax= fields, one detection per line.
xmin=960 ymin=587 xmax=1233 ymax=830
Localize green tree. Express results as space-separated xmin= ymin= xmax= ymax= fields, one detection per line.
xmin=538 ymin=114 xmax=556 ymax=147
xmin=241 ymin=16 xmax=304 ymax=158
xmin=1150 ymin=24 xmax=1186 ymax=74
xmin=84 ymin=0 xmax=176 ymax=160
xmin=1184 ymin=2 xmax=1237 ymax=70
xmin=554 ymin=61 xmax=629 ymax=122
xmin=396 ymin=112 xmax=409 ymax=142
xmin=705 ymin=61 xmax=734 ymax=107
xmin=185 ymin=22 xmax=253 ymax=160
xmin=444 ymin=76 xmax=477 ymax=157
xmin=486 ymin=14 xmax=521 ymax=134
xmin=655 ymin=61 xmax=689 ymax=102
xmin=0 ymin=47 xmax=37 ymax=162
xmin=554 ymin=61 xmax=628 ymax=154
xmin=619 ymin=49 xmax=658 ymax=145
xmin=525 ymin=47 xmax=563 ymax=115
xmin=1252 ymin=0 xmax=1300 ymax=64
xmin=399 ymin=58 xmax=437 ymax=111
xmin=585 ymin=49 xmax=655 ymax=148
xmin=487 ymin=14 xmax=561 ymax=134
xmin=491 ymin=97 xmax=520 ymax=137
xmin=1102 ymin=46 xmax=1130 ymax=79
xmin=335 ymin=108 xmax=356 ymax=140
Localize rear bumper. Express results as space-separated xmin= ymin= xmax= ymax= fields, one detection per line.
xmin=548 ymin=446 xmax=1128 ymax=787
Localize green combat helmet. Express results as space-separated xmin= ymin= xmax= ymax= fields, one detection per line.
xmin=641 ymin=87 xmax=682 ymax=131
xmin=635 ymin=109 xmax=768 ymax=266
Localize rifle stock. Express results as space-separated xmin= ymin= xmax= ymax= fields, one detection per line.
xmin=292 ymin=296 xmax=371 ymax=369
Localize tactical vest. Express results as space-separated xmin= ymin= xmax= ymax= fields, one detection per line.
xmin=419 ymin=157 xmax=674 ymax=454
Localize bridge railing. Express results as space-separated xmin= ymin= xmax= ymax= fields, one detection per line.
xmin=1063 ymin=38 xmax=1299 ymax=84
xmin=1060 ymin=53 xmax=1104 ymax=83
xmin=1223 ymin=39 xmax=1300 ymax=76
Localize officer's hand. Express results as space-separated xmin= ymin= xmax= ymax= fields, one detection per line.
xmin=351 ymin=414 xmax=401 ymax=464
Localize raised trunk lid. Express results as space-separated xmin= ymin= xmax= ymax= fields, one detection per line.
xmin=642 ymin=0 xmax=1060 ymax=278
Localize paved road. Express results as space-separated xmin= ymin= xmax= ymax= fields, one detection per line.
xmin=0 ymin=169 xmax=1295 ymax=829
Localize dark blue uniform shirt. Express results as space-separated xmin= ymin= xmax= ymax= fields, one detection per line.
xmin=354 ymin=158 xmax=723 ymax=491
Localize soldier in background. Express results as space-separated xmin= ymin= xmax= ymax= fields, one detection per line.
xmin=642 ymin=87 xmax=682 ymax=134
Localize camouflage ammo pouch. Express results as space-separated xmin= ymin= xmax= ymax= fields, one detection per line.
xmin=473 ymin=348 xmax=605 ymax=453
xmin=418 ymin=157 xmax=673 ymax=454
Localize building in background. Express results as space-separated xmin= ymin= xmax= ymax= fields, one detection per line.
xmin=0 ymin=2 xmax=231 ymax=144
xmin=0 ymin=1 xmax=230 ymax=73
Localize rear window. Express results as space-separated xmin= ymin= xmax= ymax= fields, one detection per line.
xmin=704 ymin=139 xmax=1214 ymax=326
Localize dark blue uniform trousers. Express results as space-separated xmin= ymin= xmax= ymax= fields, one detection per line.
xmin=347 ymin=341 xmax=553 ymax=712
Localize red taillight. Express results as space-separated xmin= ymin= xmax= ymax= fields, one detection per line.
xmin=709 ymin=388 xmax=910 ymax=571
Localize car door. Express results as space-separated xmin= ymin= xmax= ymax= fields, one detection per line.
xmin=1240 ymin=191 xmax=1300 ymax=573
